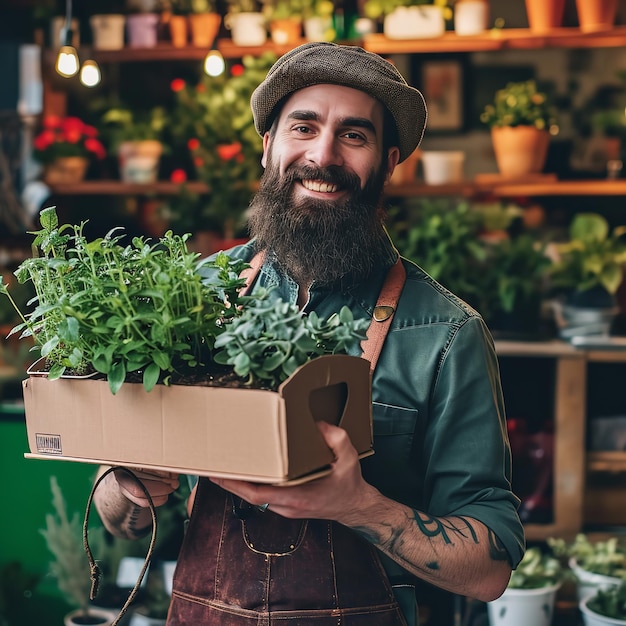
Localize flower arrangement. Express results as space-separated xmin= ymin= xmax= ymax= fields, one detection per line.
xmin=165 ymin=53 xmax=276 ymax=236
xmin=33 ymin=116 xmax=106 ymax=165
xmin=480 ymin=80 xmax=557 ymax=130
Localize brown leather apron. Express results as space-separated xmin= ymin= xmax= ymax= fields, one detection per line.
xmin=167 ymin=255 xmax=408 ymax=625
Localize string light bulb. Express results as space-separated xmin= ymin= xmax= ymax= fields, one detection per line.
xmin=56 ymin=45 xmax=79 ymax=77
xmin=80 ymin=59 xmax=101 ymax=87
xmin=204 ymin=49 xmax=225 ymax=77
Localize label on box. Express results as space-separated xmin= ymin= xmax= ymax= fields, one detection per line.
xmin=35 ymin=433 xmax=62 ymax=455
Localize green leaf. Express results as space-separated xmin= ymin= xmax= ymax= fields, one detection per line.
xmin=143 ymin=363 xmax=161 ymax=392
xmin=108 ymin=362 xmax=127 ymax=395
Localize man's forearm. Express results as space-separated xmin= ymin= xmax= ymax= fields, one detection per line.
xmin=340 ymin=489 xmax=512 ymax=602
xmin=93 ymin=467 xmax=153 ymax=539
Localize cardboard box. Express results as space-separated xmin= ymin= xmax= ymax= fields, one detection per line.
xmin=23 ymin=354 xmax=373 ymax=485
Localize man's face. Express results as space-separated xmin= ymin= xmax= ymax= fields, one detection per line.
xmin=247 ymin=84 xmax=400 ymax=287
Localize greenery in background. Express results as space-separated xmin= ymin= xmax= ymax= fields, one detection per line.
xmin=362 ymin=0 xmax=451 ymax=22
xmin=480 ymin=80 xmax=558 ymax=130
xmin=0 ymin=562 xmax=41 ymax=626
xmin=548 ymin=534 xmax=626 ymax=578
xmin=167 ymin=0 xmax=218 ymax=13
xmin=587 ymin=583 xmax=626 ymax=620
xmin=97 ymin=105 xmax=168 ymax=155
xmin=548 ymin=212 xmax=626 ymax=298
xmin=166 ymin=54 xmax=275 ymax=237
xmin=214 ymin=299 xmax=368 ymax=389
xmin=507 ymin=546 xmax=565 ymax=589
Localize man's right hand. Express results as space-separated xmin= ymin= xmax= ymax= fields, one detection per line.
xmin=114 ymin=467 xmax=180 ymax=508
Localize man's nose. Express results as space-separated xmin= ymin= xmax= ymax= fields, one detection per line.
xmin=305 ymin=132 xmax=343 ymax=168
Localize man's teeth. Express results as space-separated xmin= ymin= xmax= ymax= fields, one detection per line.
xmin=302 ymin=180 xmax=338 ymax=193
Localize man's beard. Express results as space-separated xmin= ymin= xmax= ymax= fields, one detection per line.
xmin=247 ymin=156 xmax=390 ymax=287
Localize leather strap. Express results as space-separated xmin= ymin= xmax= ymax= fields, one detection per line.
xmin=240 ymin=252 xmax=406 ymax=373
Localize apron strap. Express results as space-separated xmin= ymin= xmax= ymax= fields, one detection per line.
xmin=239 ymin=252 xmax=406 ymax=373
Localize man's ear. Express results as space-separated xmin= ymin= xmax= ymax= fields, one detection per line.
xmin=261 ymin=132 xmax=271 ymax=168
xmin=385 ymin=146 xmax=401 ymax=183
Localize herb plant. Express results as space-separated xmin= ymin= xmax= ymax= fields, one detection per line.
xmin=587 ymin=582 xmax=626 ymax=619
xmin=0 ymin=206 xmax=250 ymax=394
xmin=507 ymin=546 xmax=565 ymax=589
xmin=213 ymin=297 xmax=369 ymax=390
xmin=548 ymin=534 xmax=626 ymax=578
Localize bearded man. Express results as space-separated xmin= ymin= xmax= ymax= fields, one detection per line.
xmin=94 ymin=42 xmax=525 ymax=626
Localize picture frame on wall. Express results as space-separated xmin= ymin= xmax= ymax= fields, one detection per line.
xmin=420 ymin=58 xmax=465 ymax=132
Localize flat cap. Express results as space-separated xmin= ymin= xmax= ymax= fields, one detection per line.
xmin=250 ymin=42 xmax=427 ymax=163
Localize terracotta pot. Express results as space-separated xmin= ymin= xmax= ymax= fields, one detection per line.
xmin=490 ymin=126 xmax=550 ymax=179
xmin=168 ymin=14 xmax=188 ymax=47
xmin=188 ymin=12 xmax=221 ymax=47
xmin=269 ymin=18 xmax=302 ymax=45
xmin=43 ymin=156 xmax=89 ymax=185
xmin=524 ymin=0 xmax=565 ymax=33
xmin=118 ymin=140 xmax=163 ymax=183
xmin=575 ymin=0 xmax=617 ymax=32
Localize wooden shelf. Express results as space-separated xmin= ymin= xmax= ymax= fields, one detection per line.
xmin=363 ymin=26 xmax=626 ymax=54
xmin=588 ymin=451 xmax=626 ymax=473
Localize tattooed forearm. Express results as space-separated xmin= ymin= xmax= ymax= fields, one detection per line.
xmin=411 ymin=512 xmax=480 ymax=546
xmin=488 ymin=528 xmax=510 ymax=562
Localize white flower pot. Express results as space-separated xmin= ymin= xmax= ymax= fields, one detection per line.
xmin=90 ymin=14 xmax=126 ymax=50
xmin=303 ymin=16 xmax=333 ymax=41
xmin=420 ymin=150 xmax=465 ymax=185
xmin=580 ymin=594 xmax=626 ymax=625
xmin=454 ymin=0 xmax=489 ymax=35
xmin=224 ymin=12 xmax=267 ymax=46
xmin=383 ymin=6 xmax=445 ymax=39
xmin=571 ymin=558 xmax=623 ymax=603
xmin=487 ymin=583 xmax=561 ymax=626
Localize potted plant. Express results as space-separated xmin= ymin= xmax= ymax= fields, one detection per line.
xmin=99 ymin=105 xmax=167 ymax=183
xmin=262 ymin=0 xmax=304 ymax=44
xmin=167 ymin=0 xmax=220 ymax=47
xmin=223 ymin=0 xmax=266 ymax=45
xmin=167 ymin=53 xmax=275 ymax=248
xmin=33 ymin=115 xmax=107 ymax=185
xmin=301 ymin=0 xmax=335 ymax=41
xmin=487 ymin=546 xmax=566 ymax=626
xmin=361 ymin=0 xmax=451 ymax=39
xmin=548 ymin=534 xmax=626 ymax=602
xmin=89 ymin=1 xmax=127 ymax=51
xmin=480 ymin=80 xmax=558 ymax=179
xmin=580 ymin=582 xmax=626 ymax=625
xmin=40 ymin=475 xmax=117 ymax=626
xmin=547 ymin=212 xmax=626 ymax=340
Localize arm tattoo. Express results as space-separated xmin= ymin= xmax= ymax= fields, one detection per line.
xmin=488 ymin=528 xmax=509 ymax=562
xmin=411 ymin=512 xmax=479 ymax=545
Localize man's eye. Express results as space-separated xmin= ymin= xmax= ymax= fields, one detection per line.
xmin=293 ymin=125 xmax=312 ymax=134
xmin=344 ymin=131 xmax=366 ymax=142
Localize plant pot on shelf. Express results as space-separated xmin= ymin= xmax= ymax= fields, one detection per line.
xmin=118 ymin=140 xmax=163 ymax=183
xmin=383 ymin=5 xmax=445 ymax=39
xmin=269 ymin=18 xmax=302 ymax=45
xmin=487 ymin=583 xmax=561 ymax=626
xmin=126 ymin=13 xmax=160 ymax=48
xmin=224 ymin=12 xmax=267 ymax=46
xmin=454 ymin=0 xmax=489 ymax=36
xmin=303 ymin=16 xmax=333 ymax=41
xmin=570 ymin=558 xmax=623 ymax=604
xmin=575 ymin=0 xmax=618 ymax=33
xmin=524 ymin=0 xmax=565 ymax=33
xmin=64 ymin=608 xmax=117 ymax=626
xmin=490 ymin=126 xmax=550 ymax=179
xmin=90 ymin=14 xmax=126 ymax=50
xmin=168 ymin=14 xmax=188 ymax=47
xmin=43 ymin=156 xmax=90 ymax=185
xmin=188 ymin=12 xmax=221 ymax=47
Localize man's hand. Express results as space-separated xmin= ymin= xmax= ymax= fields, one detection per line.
xmin=114 ymin=467 xmax=180 ymax=508
xmin=210 ymin=421 xmax=380 ymax=523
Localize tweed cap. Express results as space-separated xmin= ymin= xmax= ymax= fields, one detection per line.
xmin=250 ymin=42 xmax=427 ymax=163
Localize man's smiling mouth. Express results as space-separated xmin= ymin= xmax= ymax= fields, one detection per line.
xmin=301 ymin=179 xmax=339 ymax=193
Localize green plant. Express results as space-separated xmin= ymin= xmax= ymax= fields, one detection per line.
xmin=548 ymin=534 xmax=626 ymax=578
xmin=0 ymin=206 xmax=250 ymax=394
xmin=480 ymin=80 xmax=557 ymax=130
xmin=263 ymin=0 xmax=305 ymax=20
xmin=225 ymin=0 xmax=262 ymax=14
xmin=99 ymin=105 xmax=168 ymax=154
xmin=507 ymin=546 xmax=565 ymax=589
xmin=548 ymin=212 xmax=626 ymax=297
xmin=213 ymin=298 xmax=369 ymax=390
xmin=587 ymin=582 xmax=626 ymax=620
xmin=33 ymin=116 xmax=106 ymax=165
xmin=167 ymin=53 xmax=275 ymax=235
xmin=362 ymin=0 xmax=450 ymax=22
xmin=169 ymin=0 xmax=217 ymax=13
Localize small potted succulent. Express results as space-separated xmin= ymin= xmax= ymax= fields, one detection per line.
xmin=480 ymin=80 xmax=558 ymax=179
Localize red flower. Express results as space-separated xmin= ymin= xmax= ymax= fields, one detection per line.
xmin=170 ymin=169 xmax=187 ymax=183
xmin=193 ymin=156 xmax=204 ymax=168
xmin=42 ymin=115 xmax=62 ymax=129
xmin=84 ymin=138 xmax=106 ymax=159
xmin=230 ymin=64 xmax=244 ymax=77
xmin=34 ymin=129 xmax=56 ymax=151
xmin=171 ymin=78 xmax=186 ymax=93
xmin=187 ymin=138 xmax=200 ymax=151
xmin=217 ymin=142 xmax=242 ymax=161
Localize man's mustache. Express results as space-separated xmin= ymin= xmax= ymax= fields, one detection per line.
xmin=284 ymin=164 xmax=361 ymax=193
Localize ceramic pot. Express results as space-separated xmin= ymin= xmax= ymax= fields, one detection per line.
xmin=126 ymin=13 xmax=159 ymax=48
xmin=580 ymin=593 xmax=626 ymax=626
xmin=487 ymin=583 xmax=561 ymax=626
xmin=224 ymin=12 xmax=267 ymax=46
xmin=303 ymin=16 xmax=333 ymax=41
xmin=454 ymin=0 xmax=489 ymax=35
xmin=118 ymin=140 xmax=163 ymax=183
xmin=490 ymin=126 xmax=549 ymax=178
xmin=390 ymin=148 xmax=421 ymax=185
xmin=168 ymin=14 xmax=187 ymax=47
xmin=524 ymin=0 xmax=565 ymax=33
xmin=90 ymin=14 xmax=126 ymax=50
xmin=64 ymin=608 xmax=116 ymax=626
xmin=570 ymin=558 xmax=622 ymax=603
xmin=383 ymin=5 xmax=445 ymax=39
xmin=43 ymin=156 xmax=89 ymax=185
xmin=420 ymin=151 xmax=465 ymax=185
xmin=269 ymin=18 xmax=302 ymax=45
xmin=188 ymin=12 xmax=221 ymax=47
xmin=575 ymin=0 xmax=618 ymax=33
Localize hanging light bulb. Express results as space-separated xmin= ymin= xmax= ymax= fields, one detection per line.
xmin=204 ymin=49 xmax=225 ymax=77
xmin=56 ymin=45 xmax=79 ymax=77
xmin=80 ymin=59 xmax=101 ymax=87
